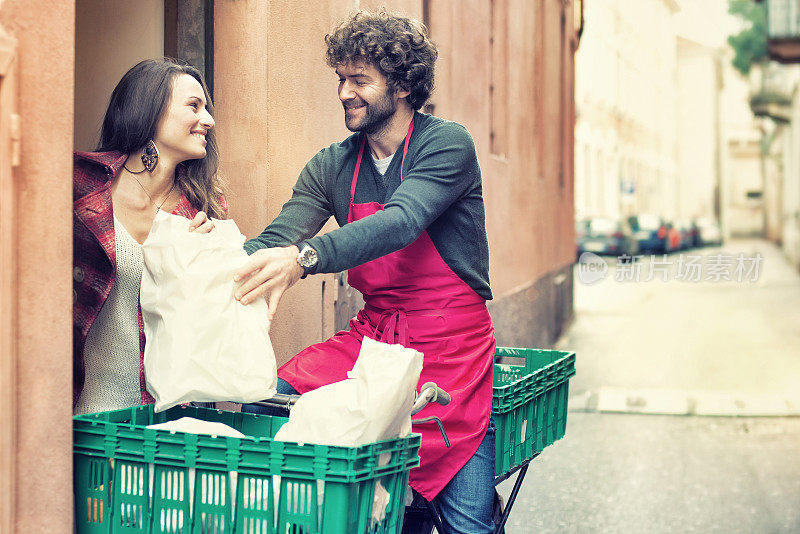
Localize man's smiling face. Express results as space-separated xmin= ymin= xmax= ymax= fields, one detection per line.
xmin=336 ymin=61 xmax=398 ymax=133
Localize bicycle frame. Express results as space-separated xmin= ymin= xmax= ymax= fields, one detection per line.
xmin=252 ymin=383 xmax=535 ymax=534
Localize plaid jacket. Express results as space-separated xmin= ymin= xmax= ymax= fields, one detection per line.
xmin=73 ymin=151 xmax=226 ymax=408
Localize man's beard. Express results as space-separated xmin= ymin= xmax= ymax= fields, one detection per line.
xmin=344 ymin=90 xmax=397 ymax=134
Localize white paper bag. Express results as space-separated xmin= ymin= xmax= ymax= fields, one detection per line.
xmin=145 ymin=417 xmax=245 ymax=438
xmin=273 ymin=336 xmax=423 ymax=446
xmin=140 ymin=210 xmax=277 ymax=412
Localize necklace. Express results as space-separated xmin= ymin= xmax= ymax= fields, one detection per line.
xmin=130 ymin=174 xmax=176 ymax=212
xmin=123 ymin=163 xmax=147 ymax=175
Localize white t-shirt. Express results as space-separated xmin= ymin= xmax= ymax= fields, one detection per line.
xmin=372 ymin=153 xmax=393 ymax=176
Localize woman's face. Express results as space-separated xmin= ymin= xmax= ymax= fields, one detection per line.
xmin=153 ymin=74 xmax=214 ymax=162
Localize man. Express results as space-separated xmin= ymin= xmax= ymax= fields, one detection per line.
xmin=235 ymin=11 xmax=496 ymax=533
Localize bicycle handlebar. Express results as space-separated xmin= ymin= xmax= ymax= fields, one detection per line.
xmin=410 ymin=382 xmax=452 ymax=447
xmin=253 ymin=382 xmax=451 ymax=418
xmin=252 ymin=383 xmax=452 ymax=446
xmin=249 ymin=393 xmax=300 ymax=414
xmin=411 ymin=382 xmax=451 ymax=416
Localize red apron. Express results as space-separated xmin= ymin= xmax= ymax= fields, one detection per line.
xmin=278 ymin=120 xmax=495 ymax=500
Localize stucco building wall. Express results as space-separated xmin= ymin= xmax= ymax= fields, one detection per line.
xmin=74 ymin=0 xmax=165 ymax=151
xmin=575 ymin=0 xmax=680 ymax=220
xmin=0 ymin=0 xmax=577 ymax=528
xmin=0 ymin=0 xmax=75 ymax=532
xmin=676 ymin=37 xmax=721 ymax=221
xmin=218 ymin=0 xmax=576 ymax=353
xmin=213 ymin=0 xmax=425 ymax=364
xmin=428 ymin=0 xmax=577 ymax=346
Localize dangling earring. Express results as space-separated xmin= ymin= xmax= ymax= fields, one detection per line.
xmin=141 ymin=140 xmax=159 ymax=172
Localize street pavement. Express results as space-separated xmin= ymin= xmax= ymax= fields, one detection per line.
xmin=496 ymin=239 xmax=800 ymax=533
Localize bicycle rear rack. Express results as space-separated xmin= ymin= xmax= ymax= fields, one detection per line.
xmin=419 ymin=454 xmax=539 ymax=534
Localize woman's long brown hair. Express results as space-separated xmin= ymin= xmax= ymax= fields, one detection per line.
xmin=97 ymin=58 xmax=226 ymax=218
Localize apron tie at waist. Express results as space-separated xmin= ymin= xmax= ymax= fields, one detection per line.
xmin=364 ymin=302 xmax=488 ymax=347
xmin=364 ymin=302 xmax=487 ymax=318
xmin=369 ymin=308 xmax=409 ymax=346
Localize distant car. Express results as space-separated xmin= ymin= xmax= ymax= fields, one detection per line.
xmin=665 ymin=221 xmax=681 ymax=252
xmin=575 ymin=217 xmax=639 ymax=257
xmin=675 ymin=219 xmax=699 ymax=250
xmin=696 ymin=217 xmax=723 ymax=247
xmin=687 ymin=219 xmax=701 ymax=248
xmin=627 ymin=214 xmax=672 ymax=254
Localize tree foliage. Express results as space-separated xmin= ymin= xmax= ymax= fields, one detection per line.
xmin=727 ymin=0 xmax=767 ymax=76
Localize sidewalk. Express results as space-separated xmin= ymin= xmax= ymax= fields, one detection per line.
xmin=558 ymin=239 xmax=800 ymax=417
xmin=498 ymin=413 xmax=800 ymax=533
xmin=497 ymin=240 xmax=800 ymax=532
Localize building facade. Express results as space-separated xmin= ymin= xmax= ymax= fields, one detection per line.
xmin=427 ymin=0 xmax=579 ymax=347
xmin=720 ymin=53 xmax=767 ymax=240
xmin=776 ymin=65 xmax=800 ymax=268
xmin=0 ymin=0 xmax=579 ymax=530
xmin=574 ymin=0 xmax=680 ymax=222
xmin=756 ymin=0 xmax=800 ymax=270
xmin=675 ymin=35 xmax=723 ymax=222
xmin=575 ymin=0 xmax=782 ymax=248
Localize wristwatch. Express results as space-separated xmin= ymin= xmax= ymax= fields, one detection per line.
xmin=296 ymin=243 xmax=318 ymax=278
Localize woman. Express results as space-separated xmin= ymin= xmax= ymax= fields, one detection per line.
xmin=73 ymin=59 xmax=226 ymax=414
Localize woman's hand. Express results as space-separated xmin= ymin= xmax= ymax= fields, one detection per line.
xmin=233 ymin=246 xmax=304 ymax=320
xmin=188 ymin=211 xmax=214 ymax=233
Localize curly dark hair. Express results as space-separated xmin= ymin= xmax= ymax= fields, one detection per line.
xmin=325 ymin=11 xmax=438 ymax=110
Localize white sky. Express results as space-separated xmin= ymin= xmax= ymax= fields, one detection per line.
xmin=674 ymin=0 xmax=747 ymax=49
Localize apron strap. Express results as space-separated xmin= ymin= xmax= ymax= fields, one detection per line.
xmin=400 ymin=119 xmax=414 ymax=182
xmin=349 ymin=118 xmax=415 ymax=206
xmin=350 ymin=134 xmax=367 ymax=204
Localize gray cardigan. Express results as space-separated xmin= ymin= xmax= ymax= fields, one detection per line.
xmin=244 ymin=112 xmax=492 ymax=300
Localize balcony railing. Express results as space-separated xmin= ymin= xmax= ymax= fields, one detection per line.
xmin=761 ymin=0 xmax=800 ymax=62
xmin=748 ymin=62 xmax=793 ymax=123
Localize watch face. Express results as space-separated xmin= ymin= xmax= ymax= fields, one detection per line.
xmin=299 ymin=247 xmax=318 ymax=268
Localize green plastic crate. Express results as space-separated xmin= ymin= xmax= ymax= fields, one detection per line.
xmin=492 ymin=347 xmax=576 ymax=478
xmin=73 ymin=404 xmax=420 ymax=534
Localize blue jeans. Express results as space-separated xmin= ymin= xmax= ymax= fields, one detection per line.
xmin=242 ymin=379 xmax=496 ymax=533
xmin=403 ymin=415 xmax=496 ymax=534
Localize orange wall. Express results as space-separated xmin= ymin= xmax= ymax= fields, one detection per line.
xmin=0 ymin=1 xmax=576 ymax=529
xmin=429 ymin=0 xmax=576 ymax=299
xmin=217 ymin=0 xmax=576 ymax=356
xmin=215 ymin=1 xmax=355 ymax=364
xmin=215 ymin=1 xmax=425 ymax=365
xmin=73 ymin=0 xmax=165 ymax=151
xmin=0 ymin=0 xmax=74 ymax=532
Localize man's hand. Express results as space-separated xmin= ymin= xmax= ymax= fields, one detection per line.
xmin=233 ymin=245 xmax=304 ymax=320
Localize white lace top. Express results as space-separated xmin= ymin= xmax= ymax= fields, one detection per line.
xmin=74 ymin=217 xmax=144 ymax=415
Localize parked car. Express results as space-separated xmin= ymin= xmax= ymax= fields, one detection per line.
xmin=675 ymin=219 xmax=699 ymax=250
xmin=687 ymin=219 xmax=701 ymax=248
xmin=665 ymin=221 xmax=681 ymax=252
xmin=696 ymin=217 xmax=723 ymax=247
xmin=627 ymin=214 xmax=673 ymax=254
xmin=576 ymin=217 xmax=639 ymax=257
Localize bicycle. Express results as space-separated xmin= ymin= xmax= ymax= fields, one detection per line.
xmin=72 ymin=347 xmax=573 ymax=533
xmin=251 ymin=381 xmax=529 ymax=534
